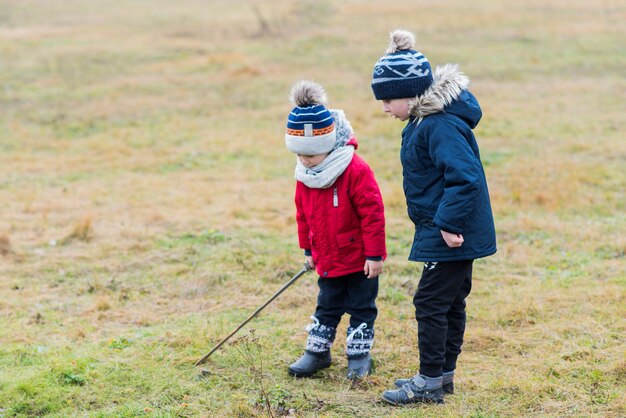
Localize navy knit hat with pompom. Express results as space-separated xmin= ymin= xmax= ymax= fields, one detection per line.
xmin=371 ymin=29 xmax=433 ymax=100
xmin=285 ymin=81 xmax=336 ymax=155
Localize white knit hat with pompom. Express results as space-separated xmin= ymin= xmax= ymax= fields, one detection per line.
xmin=285 ymin=81 xmax=337 ymax=155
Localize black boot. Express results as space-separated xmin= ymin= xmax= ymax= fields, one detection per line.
xmin=345 ymin=323 xmax=374 ymax=379
xmin=288 ymin=351 xmax=331 ymax=377
xmin=289 ymin=316 xmax=335 ymax=378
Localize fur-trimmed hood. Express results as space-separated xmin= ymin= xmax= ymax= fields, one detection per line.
xmin=409 ymin=64 xmax=482 ymax=129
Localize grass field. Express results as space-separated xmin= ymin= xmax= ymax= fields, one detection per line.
xmin=1 ymin=0 xmax=625 ymax=416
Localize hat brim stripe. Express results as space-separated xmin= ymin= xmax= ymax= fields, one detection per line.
xmin=286 ymin=124 xmax=335 ymax=136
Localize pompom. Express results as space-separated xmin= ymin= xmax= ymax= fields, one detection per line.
xmin=290 ymin=80 xmax=327 ymax=107
xmin=386 ymin=29 xmax=415 ymax=54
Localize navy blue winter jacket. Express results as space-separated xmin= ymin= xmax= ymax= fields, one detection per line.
xmin=400 ymin=65 xmax=496 ymax=262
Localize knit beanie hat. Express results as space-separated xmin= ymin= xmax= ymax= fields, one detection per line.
xmin=328 ymin=109 xmax=354 ymax=150
xmin=371 ymin=29 xmax=433 ymax=100
xmin=285 ymin=81 xmax=336 ymax=155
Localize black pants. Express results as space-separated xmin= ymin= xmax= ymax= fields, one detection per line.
xmin=413 ymin=260 xmax=473 ymax=377
xmin=314 ymin=271 xmax=379 ymax=330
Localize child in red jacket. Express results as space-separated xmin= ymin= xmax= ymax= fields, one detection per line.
xmin=284 ymin=81 xmax=386 ymax=379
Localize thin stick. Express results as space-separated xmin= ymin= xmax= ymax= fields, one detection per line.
xmin=195 ymin=262 xmax=311 ymax=366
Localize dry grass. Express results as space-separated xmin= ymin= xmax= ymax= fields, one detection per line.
xmin=0 ymin=0 xmax=624 ymax=416
xmin=0 ymin=234 xmax=14 ymax=256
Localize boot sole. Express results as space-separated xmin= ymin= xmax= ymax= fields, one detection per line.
xmin=381 ymin=393 xmax=444 ymax=406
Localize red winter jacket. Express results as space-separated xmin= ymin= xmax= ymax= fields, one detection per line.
xmin=295 ymin=139 xmax=386 ymax=278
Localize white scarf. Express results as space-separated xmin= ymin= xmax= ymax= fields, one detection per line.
xmin=295 ymin=145 xmax=354 ymax=189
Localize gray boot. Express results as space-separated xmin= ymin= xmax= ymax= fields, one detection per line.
xmin=347 ymin=354 xmax=373 ymax=380
xmin=346 ymin=323 xmax=374 ymax=379
xmin=394 ymin=370 xmax=454 ymax=394
xmin=382 ymin=375 xmax=444 ymax=405
xmin=288 ymin=316 xmax=335 ymax=378
xmin=288 ymin=351 xmax=331 ymax=377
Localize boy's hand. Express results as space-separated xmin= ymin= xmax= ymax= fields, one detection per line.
xmin=305 ymin=255 xmax=315 ymax=269
xmin=441 ymin=230 xmax=464 ymax=247
xmin=364 ymin=260 xmax=383 ymax=279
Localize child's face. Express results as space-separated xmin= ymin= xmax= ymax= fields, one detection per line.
xmin=382 ymin=98 xmax=411 ymax=121
xmin=297 ymin=153 xmax=328 ymax=168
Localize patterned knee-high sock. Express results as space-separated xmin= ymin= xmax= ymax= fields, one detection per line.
xmin=346 ymin=323 xmax=374 ymax=359
xmin=305 ymin=316 xmax=336 ymax=356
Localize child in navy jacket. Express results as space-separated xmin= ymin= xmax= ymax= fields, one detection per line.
xmin=370 ymin=30 xmax=496 ymax=404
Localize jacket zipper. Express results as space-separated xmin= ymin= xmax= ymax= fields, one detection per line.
xmin=333 ymin=187 xmax=338 ymax=207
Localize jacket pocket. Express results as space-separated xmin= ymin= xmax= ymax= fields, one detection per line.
xmin=417 ymin=219 xmax=446 ymax=249
xmin=409 ymin=210 xmax=451 ymax=254
xmin=336 ymin=229 xmax=362 ymax=248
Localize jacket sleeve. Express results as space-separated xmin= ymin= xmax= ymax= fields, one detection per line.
xmin=294 ymin=183 xmax=310 ymax=250
xmin=349 ymin=163 xmax=386 ymax=259
xmin=427 ymin=120 xmax=482 ymax=234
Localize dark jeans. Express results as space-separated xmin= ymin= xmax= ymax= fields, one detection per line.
xmin=413 ymin=260 xmax=473 ymax=377
xmin=314 ymin=271 xmax=379 ymax=330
